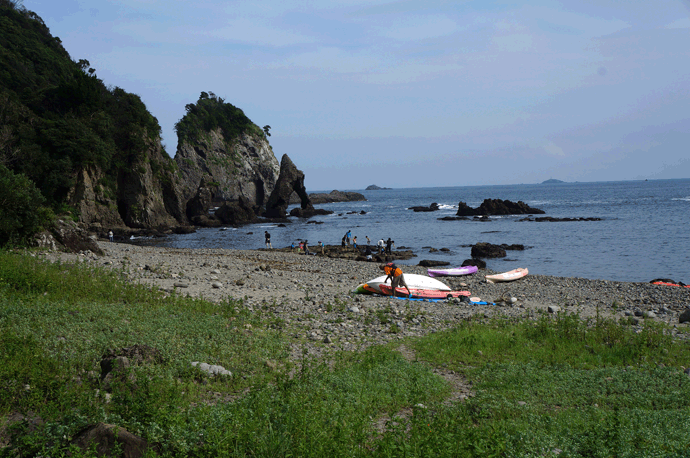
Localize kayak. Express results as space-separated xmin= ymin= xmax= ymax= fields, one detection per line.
xmin=427 ymin=265 xmax=478 ymax=277
xmin=353 ymin=274 xmax=451 ymax=294
xmin=379 ymin=284 xmax=471 ymax=299
xmin=485 ymin=268 xmax=528 ymax=283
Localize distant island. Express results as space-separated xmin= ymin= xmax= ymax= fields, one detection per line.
xmin=366 ymin=184 xmax=391 ymax=190
xmin=541 ymin=179 xmax=566 ymax=184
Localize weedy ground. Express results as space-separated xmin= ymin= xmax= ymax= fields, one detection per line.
xmin=2 ymin=250 xmax=690 ymax=457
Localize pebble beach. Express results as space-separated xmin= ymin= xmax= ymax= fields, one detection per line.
xmin=43 ymin=241 xmax=690 ymax=359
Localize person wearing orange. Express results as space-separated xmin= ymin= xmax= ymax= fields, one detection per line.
xmin=379 ymin=262 xmax=412 ymax=297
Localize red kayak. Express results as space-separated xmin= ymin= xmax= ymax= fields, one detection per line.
xmin=379 ymin=284 xmax=471 ymax=299
xmin=652 ymin=281 xmax=690 ymax=288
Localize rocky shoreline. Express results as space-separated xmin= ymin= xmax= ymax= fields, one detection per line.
xmin=42 ymin=242 xmax=690 ymax=360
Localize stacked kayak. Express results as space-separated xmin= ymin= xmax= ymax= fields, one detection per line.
xmin=379 ymin=284 xmax=471 ymax=299
xmin=353 ymin=274 xmax=450 ymax=295
xmin=427 ymin=265 xmax=478 ymax=277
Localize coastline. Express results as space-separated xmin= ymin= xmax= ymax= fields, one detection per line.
xmin=42 ymin=242 xmax=690 ymax=354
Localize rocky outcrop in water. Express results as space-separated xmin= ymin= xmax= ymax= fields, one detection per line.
xmin=457 ymin=199 xmax=545 ymax=216
xmin=265 ymin=155 xmax=332 ymax=218
xmin=175 ymin=129 xmax=280 ymax=214
xmin=411 ymin=203 xmax=440 ymax=212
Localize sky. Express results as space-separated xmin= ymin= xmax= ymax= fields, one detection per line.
xmin=24 ymin=0 xmax=690 ymax=190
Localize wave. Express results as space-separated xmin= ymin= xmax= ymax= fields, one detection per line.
xmin=672 ymin=197 xmax=690 ymax=202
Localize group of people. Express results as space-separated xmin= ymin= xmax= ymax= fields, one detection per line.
xmin=265 ymin=229 xmax=396 ymax=260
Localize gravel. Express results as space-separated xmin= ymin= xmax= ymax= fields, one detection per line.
xmin=42 ymin=241 xmax=690 ymax=360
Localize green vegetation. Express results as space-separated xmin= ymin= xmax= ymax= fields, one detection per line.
xmin=3 ymin=250 xmax=690 ymax=456
xmin=0 ymin=165 xmax=54 ymax=246
xmin=0 ymin=1 xmax=176 ymax=245
xmin=174 ymin=91 xmax=265 ymax=147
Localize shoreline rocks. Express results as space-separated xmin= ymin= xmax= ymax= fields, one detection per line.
xmin=40 ymin=242 xmax=690 ymax=361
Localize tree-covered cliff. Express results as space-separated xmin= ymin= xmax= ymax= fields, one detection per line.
xmin=174 ymin=92 xmax=280 ymax=222
xmin=0 ymin=0 xmax=186 ymax=244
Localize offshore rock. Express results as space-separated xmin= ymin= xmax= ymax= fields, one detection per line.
xmin=175 ymin=128 xmax=280 ymax=208
xmin=462 ymin=258 xmax=486 ymax=269
xmin=411 ymin=203 xmax=440 ymax=212
xmin=265 ymin=155 xmax=314 ymax=218
xmin=471 ymin=243 xmax=507 ymax=258
xmin=457 ymin=199 xmax=545 ymax=216
xmin=290 ymin=190 xmax=367 ymax=205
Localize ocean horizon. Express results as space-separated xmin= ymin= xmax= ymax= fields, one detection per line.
xmin=137 ymin=178 xmax=690 ymax=284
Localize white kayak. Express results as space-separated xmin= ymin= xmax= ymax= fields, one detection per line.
xmin=353 ymin=274 xmax=451 ymax=294
xmin=485 ymin=268 xmax=528 ymax=283
xmin=427 ymin=265 xmax=478 ymax=277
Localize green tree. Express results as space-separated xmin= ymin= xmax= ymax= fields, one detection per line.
xmin=0 ymin=164 xmax=54 ymax=247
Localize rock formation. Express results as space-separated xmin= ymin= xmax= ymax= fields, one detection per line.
xmin=175 ymin=129 xmax=280 ymax=214
xmin=215 ymin=196 xmax=257 ymax=225
xmin=265 ymin=155 xmax=309 ymax=218
xmin=67 ymin=137 xmax=187 ymax=230
xmin=265 ymin=155 xmax=332 ymax=218
xmin=411 ymin=203 xmax=440 ymax=212
xmin=456 ymin=199 xmax=545 ymax=216
xmin=290 ymin=190 xmax=367 ymax=205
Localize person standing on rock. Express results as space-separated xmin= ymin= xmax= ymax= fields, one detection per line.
xmin=380 ymin=262 xmax=411 ymax=297
xmin=108 ymin=230 xmax=113 ymax=242
xmin=353 ymin=236 xmax=358 ymax=251
xmin=318 ymin=241 xmax=324 ymax=254
xmin=346 ymin=230 xmax=352 ymax=245
xmin=386 ymin=238 xmax=394 ymax=254
xmin=304 ymin=240 xmax=310 ymax=255
xmin=265 ymin=231 xmax=272 ymax=249
xmin=365 ymin=235 xmax=371 ymax=246
xmin=378 ymin=238 xmax=385 ymax=254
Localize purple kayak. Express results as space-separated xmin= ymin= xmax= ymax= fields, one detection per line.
xmin=427 ymin=265 xmax=479 ymax=277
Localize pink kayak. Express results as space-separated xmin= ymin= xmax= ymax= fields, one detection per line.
xmin=427 ymin=265 xmax=479 ymax=277
xmin=379 ymin=284 xmax=471 ymax=299
xmin=485 ymin=267 xmax=528 ymax=283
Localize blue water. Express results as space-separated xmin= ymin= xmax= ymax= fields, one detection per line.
xmin=139 ymin=179 xmax=690 ymax=282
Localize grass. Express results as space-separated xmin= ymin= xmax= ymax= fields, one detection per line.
xmin=2 ymin=250 xmax=690 ymax=456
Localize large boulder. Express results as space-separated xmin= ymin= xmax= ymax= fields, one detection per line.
xmin=72 ymin=423 xmax=149 ymax=458
xmin=471 ymin=243 xmax=507 ymax=258
xmin=457 ymin=199 xmax=545 ymax=216
xmin=35 ymin=219 xmax=104 ymax=255
xmin=265 ymin=155 xmax=313 ymax=218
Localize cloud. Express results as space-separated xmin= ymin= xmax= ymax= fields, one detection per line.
xmin=664 ymin=18 xmax=690 ymax=29
xmin=272 ymin=47 xmax=380 ymax=73
xmin=204 ymin=19 xmax=315 ymax=47
xmin=543 ymin=140 xmax=565 ymax=156
xmin=374 ymin=14 xmax=458 ymax=41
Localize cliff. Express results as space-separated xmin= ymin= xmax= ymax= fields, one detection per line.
xmin=0 ymin=2 xmax=187 ymax=238
xmin=174 ymin=93 xmax=280 ymax=219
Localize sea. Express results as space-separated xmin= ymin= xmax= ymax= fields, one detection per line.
xmin=135 ymin=179 xmax=690 ymax=283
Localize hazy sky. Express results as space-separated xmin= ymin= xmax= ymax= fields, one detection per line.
xmin=26 ymin=0 xmax=690 ymax=190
